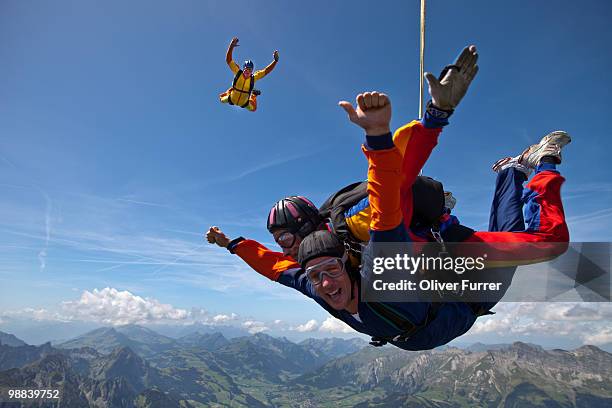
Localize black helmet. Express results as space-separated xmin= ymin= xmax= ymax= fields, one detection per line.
xmin=267 ymin=196 xmax=322 ymax=238
xmin=243 ymin=60 xmax=254 ymax=70
xmin=297 ymin=230 xmax=345 ymax=268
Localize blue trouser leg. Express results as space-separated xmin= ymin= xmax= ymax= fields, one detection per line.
xmin=477 ymin=168 xmax=527 ymax=312
xmin=488 ymin=167 xmax=527 ymax=232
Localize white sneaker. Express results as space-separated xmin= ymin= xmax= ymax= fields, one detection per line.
xmin=492 ymin=156 xmax=532 ymax=177
xmin=518 ymin=131 xmax=571 ymax=169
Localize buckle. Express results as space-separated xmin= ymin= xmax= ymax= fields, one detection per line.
xmin=430 ymin=227 xmax=450 ymax=257
xmin=430 ymin=227 xmax=444 ymax=244
xmin=369 ymin=337 xmax=388 ymax=347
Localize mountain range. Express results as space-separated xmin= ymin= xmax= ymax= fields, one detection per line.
xmin=0 ymin=327 xmax=610 ymax=407
xmin=0 ymin=332 xmax=26 ymax=348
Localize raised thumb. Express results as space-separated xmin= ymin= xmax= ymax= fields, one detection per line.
xmin=338 ymin=101 xmax=357 ymax=121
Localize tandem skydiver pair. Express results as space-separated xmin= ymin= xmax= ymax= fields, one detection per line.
xmin=207 ymin=45 xmax=571 ymax=350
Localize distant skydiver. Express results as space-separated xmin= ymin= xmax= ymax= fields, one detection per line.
xmin=219 ymin=37 xmax=279 ymax=112
xmin=206 ymin=46 xmax=571 ymax=350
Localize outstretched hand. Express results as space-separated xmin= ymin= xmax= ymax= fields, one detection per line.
xmin=425 ymin=45 xmax=479 ymax=110
xmin=273 ymin=50 xmax=279 ymax=61
xmin=206 ymin=226 xmax=231 ymax=248
xmin=338 ymin=91 xmax=391 ymax=136
xmin=230 ymin=37 xmax=240 ymax=47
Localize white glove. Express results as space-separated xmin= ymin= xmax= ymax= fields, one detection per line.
xmin=425 ymin=45 xmax=479 ymax=111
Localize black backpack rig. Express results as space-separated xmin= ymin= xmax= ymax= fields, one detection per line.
xmin=318 ymin=176 xmax=474 ymax=260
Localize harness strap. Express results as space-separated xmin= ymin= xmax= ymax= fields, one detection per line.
xmin=369 ymin=302 xmax=444 ymax=347
xmin=230 ymin=69 xmax=255 ymax=108
xmin=441 ymin=223 xmax=475 ymax=242
xmin=230 ymin=88 xmax=252 ymax=94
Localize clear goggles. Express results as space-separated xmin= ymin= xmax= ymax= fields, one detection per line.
xmin=305 ymin=254 xmax=348 ymax=286
xmin=275 ymin=231 xmax=296 ymax=249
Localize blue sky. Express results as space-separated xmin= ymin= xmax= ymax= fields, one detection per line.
xmin=1 ymin=0 xmax=611 ymax=347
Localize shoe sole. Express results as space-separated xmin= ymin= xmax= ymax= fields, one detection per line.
xmin=520 ymin=131 xmax=571 ymax=166
xmin=540 ymin=130 xmax=571 ymax=148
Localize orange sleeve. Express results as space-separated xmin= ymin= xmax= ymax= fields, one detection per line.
xmin=232 ymin=239 xmax=300 ymax=281
xmin=361 ymin=146 xmax=404 ymax=231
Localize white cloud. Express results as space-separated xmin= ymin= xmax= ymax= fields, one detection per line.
xmin=242 ymin=320 xmax=269 ymax=334
xmin=467 ymin=302 xmax=612 ymax=345
xmin=295 ymin=319 xmax=318 ymax=332
xmin=2 ymin=308 xmax=70 ymax=322
xmin=536 ymin=304 xmax=608 ymax=321
xmin=61 ymin=287 xmax=188 ymax=325
xmin=582 ymin=328 xmax=612 ymax=346
xmin=188 ymin=307 xmax=209 ymax=321
xmin=212 ymin=313 xmax=238 ymax=323
xmin=319 ymin=317 xmax=355 ymax=334
xmin=2 ymin=287 xmax=252 ymax=330
xmin=8 ymin=286 xmax=611 ymax=347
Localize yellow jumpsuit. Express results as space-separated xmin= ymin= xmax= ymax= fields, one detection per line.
xmin=220 ymin=59 xmax=277 ymax=111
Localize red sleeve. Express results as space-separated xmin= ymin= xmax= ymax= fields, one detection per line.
xmin=393 ymin=120 xmax=441 ymax=230
xmin=232 ymin=239 xmax=300 ymax=281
